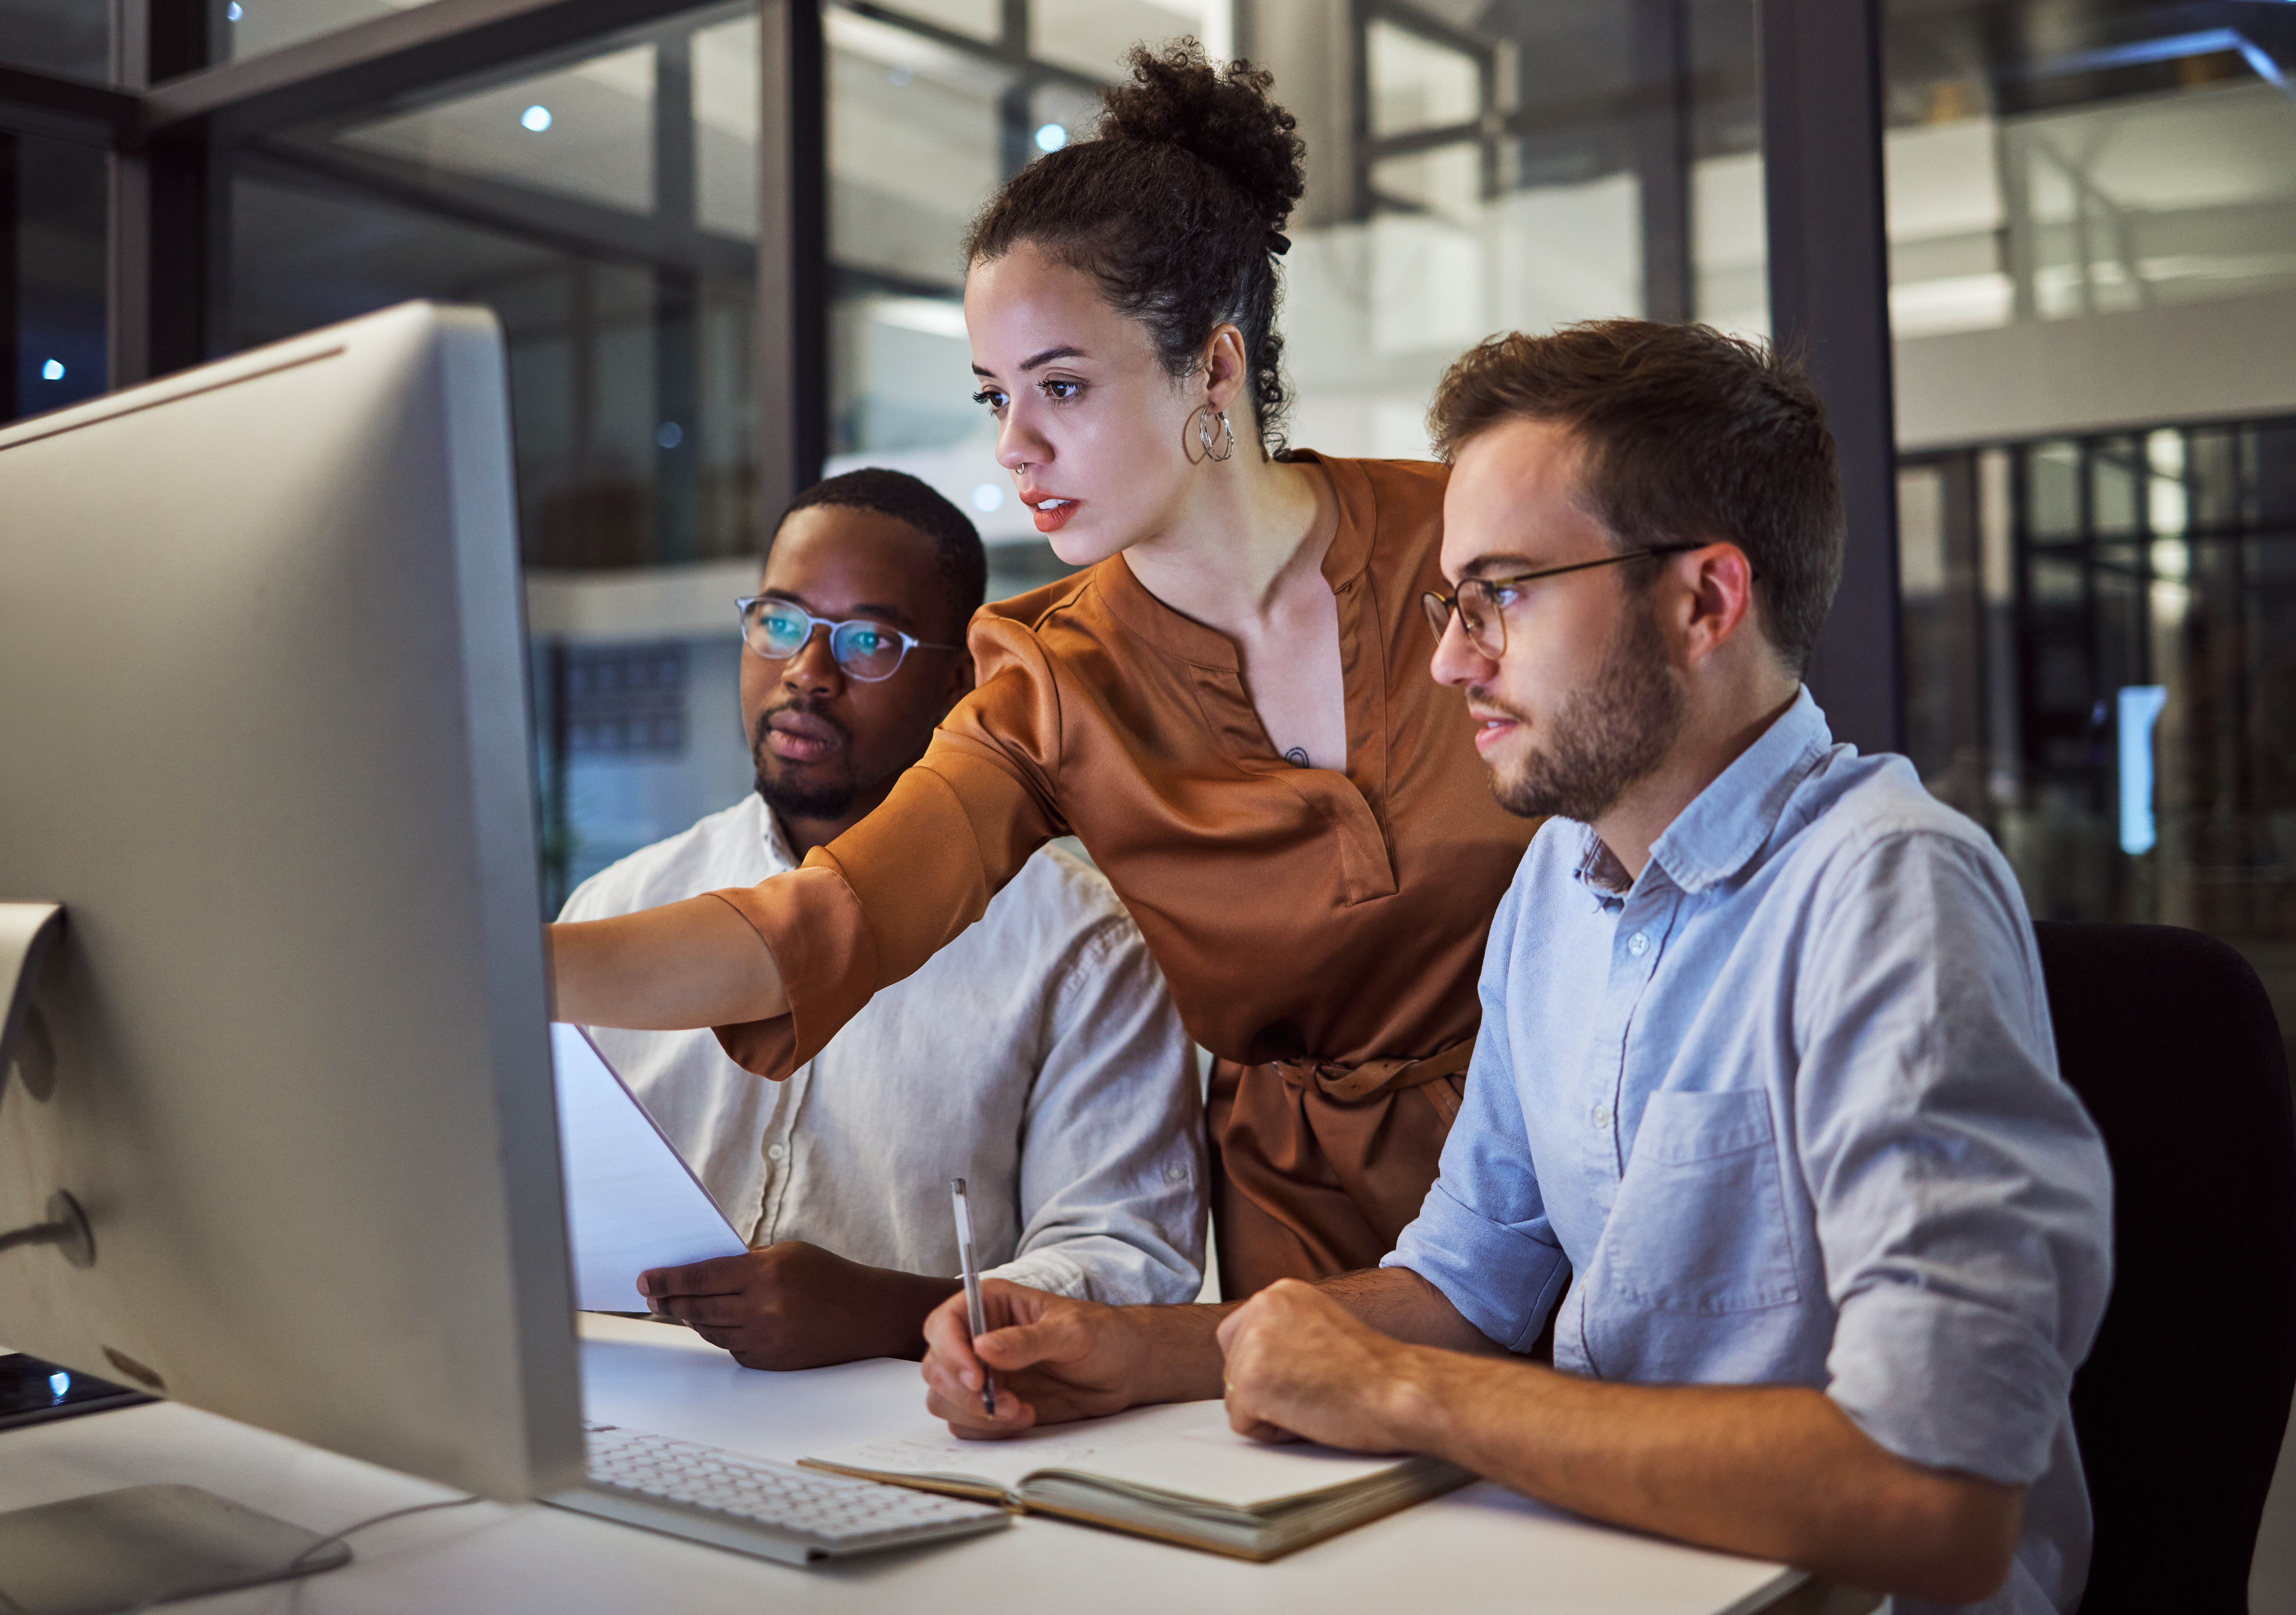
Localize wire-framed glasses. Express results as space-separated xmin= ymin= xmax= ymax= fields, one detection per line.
xmin=735 ymin=597 xmax=961 ymax=683
xmin=1420 ymin=545 xmax=1701 ymax=660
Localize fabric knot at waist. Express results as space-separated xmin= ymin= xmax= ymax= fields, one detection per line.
xmin=1267 ymin=1037 xmax=1475 ymax=1104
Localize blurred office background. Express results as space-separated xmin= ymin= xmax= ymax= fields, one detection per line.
xmin=3 ymin=0 xmax=2293 ymax=1518
xmin=6 ymin=0 xmax=2292 ymax=1056
xmin=10 ymin=0 xmax=2287 ymax=1043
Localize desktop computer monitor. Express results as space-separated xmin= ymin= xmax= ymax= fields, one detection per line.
xmin=0 ymin=302 xmax=582 ymax=1510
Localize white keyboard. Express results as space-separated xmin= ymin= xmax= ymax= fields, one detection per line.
xmin=548 ymin=1422 xmax=1010 ymax=1565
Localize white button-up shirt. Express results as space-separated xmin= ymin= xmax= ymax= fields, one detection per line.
xmin=561 ymin=793 xmax=1206 ymax=1304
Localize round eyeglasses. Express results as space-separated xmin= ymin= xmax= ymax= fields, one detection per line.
xmin=1421 ymin=545 xmax=1700 ymax=660
xmin=736 ymin=597 xmax=962 ymax=683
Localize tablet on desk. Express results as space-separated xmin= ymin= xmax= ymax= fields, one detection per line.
xmin=551 ymin=1023 xmax=747 ymax=1313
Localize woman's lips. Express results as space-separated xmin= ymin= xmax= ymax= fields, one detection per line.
xmin=1028 ymin=496 xmax=1078 ymax=534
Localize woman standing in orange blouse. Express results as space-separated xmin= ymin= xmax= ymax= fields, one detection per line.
xmin=553 ymin=45 xmax=1535 ymax=1295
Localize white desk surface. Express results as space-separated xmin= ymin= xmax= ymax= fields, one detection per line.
xmin=0 ymin=1315 xmax=1813 ymax=1615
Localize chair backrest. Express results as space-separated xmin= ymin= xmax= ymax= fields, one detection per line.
xmin=2034 ymin=921 xmax=2296 ymax=1614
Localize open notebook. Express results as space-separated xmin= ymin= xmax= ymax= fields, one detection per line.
xmin=803 ymin=1399 xmax=1471 ymax=1561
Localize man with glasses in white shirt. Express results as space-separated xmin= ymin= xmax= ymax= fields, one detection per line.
xmin=561 ymin=469 xmax=1204 ymax=1369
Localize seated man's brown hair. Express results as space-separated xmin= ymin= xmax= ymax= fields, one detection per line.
xmin=1427 ymin=320 xmax=1845 ymax=675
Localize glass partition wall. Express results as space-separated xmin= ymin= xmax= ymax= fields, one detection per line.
xmin=3 ymin=0 xmax=2289 ymax=1070
xmin=826 ymin=0 xmax=1762 ymax=586
xmin=1884 ymin=0 xmax=2296 ymax=1074
xmin=223 ymin=4 xmax=768 ymax=897
xmin=5 ymin=134 xmax=108 ymax=419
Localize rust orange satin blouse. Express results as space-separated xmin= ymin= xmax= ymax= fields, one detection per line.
xmin=708 ymin=454 xmax=1537 ymax=1293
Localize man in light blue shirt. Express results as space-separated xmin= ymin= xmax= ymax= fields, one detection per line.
xmin=918 ymin=321 xmax=2113 ymax=1613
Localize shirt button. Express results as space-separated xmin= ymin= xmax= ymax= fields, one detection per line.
xmin=764 ymin=1143 xmax=787 ymax=1163
xmin=1627 ymin=930 xmax=1650 ymax=956
xmin=1590 ymin=1103 xmax=1612 ymax=1130
xmin=1163 ymin=1163 xmax=1188 ymax=1183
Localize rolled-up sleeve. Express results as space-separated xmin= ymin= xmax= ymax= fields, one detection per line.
xmin=987 ymin=917 xmax=1206 ymax=1305
xmin=710 ymin=621 xmax=1067 ymax=1080
xmin=1796 ymin=829 xmax=2114 ymax=1484
xmin=1386 ymin=882 xmax=1572 ymax=1353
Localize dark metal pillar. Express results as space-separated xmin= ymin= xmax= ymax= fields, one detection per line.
xmin=1759 ymin=0 xmax=1902 ymax=755
xmin=997 ymin=0 xmax=1033 ymax=180
xmin=108 ymin=0 xmax=212 ymax=388
xmin=1 ymin=132 xmax=17 ymax=421
xmin=653 ymin=28 xmax=699 ymax=564
xmin=1631 ymin=0 xmax=1693 ymax=324
xmin=757 ymin=0 xmax=827 ymax=537
xmin=1345 ymin=0 xmax=1372 ymax=221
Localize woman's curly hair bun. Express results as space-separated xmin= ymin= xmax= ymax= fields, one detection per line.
xmin=1098 ymin=44 xmax=1306 ymax=233
xmin=965 ymin=40 xmax=1308 ymax=455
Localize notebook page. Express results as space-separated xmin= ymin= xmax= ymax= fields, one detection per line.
xmin=809 ymin=1398 xmax=1417 ymax=1510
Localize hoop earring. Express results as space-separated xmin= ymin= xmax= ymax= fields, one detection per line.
xmin=1198 ymin=409 xmax=1236 ymax=463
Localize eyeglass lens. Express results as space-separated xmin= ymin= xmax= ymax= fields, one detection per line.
xmin=745 ymin=601 xmax=908 ymax=681
xmin=1422 ymin=587 xmax=1504 ymax=658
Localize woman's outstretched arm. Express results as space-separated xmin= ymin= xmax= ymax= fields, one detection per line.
xmin=548 ymin=896 xmax=788 ymax=1029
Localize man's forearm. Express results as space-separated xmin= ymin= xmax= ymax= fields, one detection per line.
xmin=1100 ymin=1268 xmax=1485 ymax=1403
xmin=1319 ymin=1265 xmax=1507 ymax=1354
xmin=1111 ymin=1302 xmax=1236 ymax=1403
xmin=1388 ymin=1356 xmax=2021 ymax=1603
xmin=1104 ymin=1268 xmax=1485 ymax=1408
xmin=550 ymin=895 xmax=788 ymax=1029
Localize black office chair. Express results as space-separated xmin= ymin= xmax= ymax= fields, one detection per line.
xmin=2034 ymin=921 xmax=2296 ymax=1613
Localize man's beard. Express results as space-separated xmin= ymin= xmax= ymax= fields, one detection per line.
xmin=752 ymin=699 xmax=858 ymax=821
xmin=1484 ymin=592 xmax=1684 ymax=823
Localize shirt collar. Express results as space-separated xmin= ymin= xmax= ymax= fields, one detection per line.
xmin=752 ymin=792 xmax=800 ymax=875
xmin=1299 ymin=451 xmax=1375 ymax=592
xmin=1644 ymin=686 xmax=1833 ymax=894
xmin=1086 ymin=451 xmax=1374 ymax=669
xmin=1572 ymin=828 xmax=1635 ymax=900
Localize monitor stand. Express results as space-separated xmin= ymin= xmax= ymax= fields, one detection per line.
xmin=2 ymin=901 xmax=64 ymax=1101
xmin=1 ymin=905 xmax=354 ymax=1610
xmin=1 ymin=902 xmax=91 ymax=1268
xmin=0 ymin=1485 xmax=353 ymax=1612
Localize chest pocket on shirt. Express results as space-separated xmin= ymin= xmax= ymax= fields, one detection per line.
xmin=1598 ymin=1089 xmax=1801 ymax=1316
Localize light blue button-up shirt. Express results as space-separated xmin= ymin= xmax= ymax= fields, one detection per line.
xmin=1387 ymin=690 xmax=2113 ymax=1615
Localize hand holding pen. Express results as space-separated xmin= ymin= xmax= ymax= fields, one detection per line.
xmin=950 ymin=1177 xmax=996 ymax=1417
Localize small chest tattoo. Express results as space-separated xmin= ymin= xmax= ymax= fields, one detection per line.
xmin=1283 ymin=747 xmax=1310 ymax=768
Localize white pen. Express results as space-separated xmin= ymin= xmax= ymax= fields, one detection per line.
xmin=950 ymin=1177 xmax=996 ymax=1416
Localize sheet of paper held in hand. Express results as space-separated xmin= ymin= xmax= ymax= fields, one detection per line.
xmin=551 ymin=1022 xmax=747 ymax=1312
xmin=803 ymin=1399 xmax=1472 ymax=1560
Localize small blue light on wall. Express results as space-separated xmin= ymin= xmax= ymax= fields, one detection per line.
xmin=1034 ymin=123 xmax=1067 ymax=152
xmin=971 ymin=483 xmax=1003 ymax=513
xmin=2117 ymin=685 xmax=2169 ymax=855
xmin=41 ymin=359 xmax=65 ymax=381
xmin=521 ymin=105 xmax=553 ymax=132
xmin=226 ymin=1 xmax=242 ymax=18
